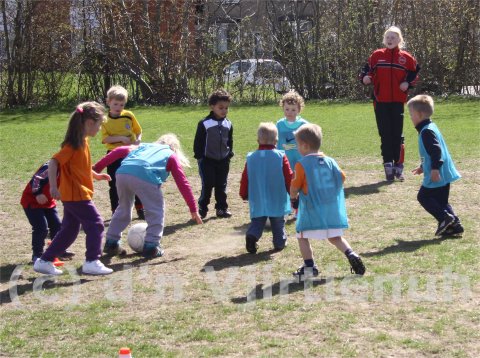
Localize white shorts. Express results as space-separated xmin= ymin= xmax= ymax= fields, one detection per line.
xmin=296 ymin=228 xmax=344 ymax=240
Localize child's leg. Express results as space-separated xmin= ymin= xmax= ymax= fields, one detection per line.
xmin=246 ymin=216 xmax=267 ymax=241
xmin=72 ymin=201 xmax=104 ymax=261
xmin=45 ymin=207 xmax=62 ymax=240
xmin=270 ymin=216 xmax=287 ymax=249
xmin=198 ymin=158 xmax=215 ymax=213
xmin=106 ymin=174 xmax=135 ymax=242
xmin=131 ymin=177 xmax=165 ymax=245
xmin=41 ymin=205 xmax=81 ymax=262
xmin=214 ymin=157 xmax=230 ymax=210
xmin=23 ymin=208 xmax=49 ymax=259
xmin=106 ymin=157 xmax=123 ymax=213
xmin=297 ymin=237 xmax=314 ymax=261
xmin=417 ymin=185 xmax=452 ymax=222
xmin=328 ymin=236 xmax=366 ymax=275
xmin=327 ymin=236 xmax=351 ymax=253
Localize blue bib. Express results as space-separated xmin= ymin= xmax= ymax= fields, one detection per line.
xmin=296 ymin=155 xmax=348 ymax=231
xmin=117 ymin=143 xmax=172 ymax=185
xmin=276 ymin=117 xmax=308 ymax=169
xmin=246 ymin=149 xmax=291 ymax=218
xmin=419 ymin=123 xmax=460 ymax=188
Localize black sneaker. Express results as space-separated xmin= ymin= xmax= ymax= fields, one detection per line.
xmin=347 ymin=254 xmax=366 ymax=275
xmin=435 ymin=213 xmax=455 ymax=236
xmin=59 ymin=250 xmax=76 ymax=260
xmin=136 ymin=209 xmax=145 ymax=220
xmin=142 ymin=243 xmax=165 ymax=259
xmin=245 ymin=234 xmax=259 ymax=254
xmin=292 ymin=265 xmax=319 ymax=282
xmin=216 ymin=209 xmax=232 ymax=218
xmin=199 ymin=208 xmax=207 ymax=219
xmin=442 ymin=220 xmax=464 ymax=237
xmin=103 ymin=240 xmax=127 ymax=256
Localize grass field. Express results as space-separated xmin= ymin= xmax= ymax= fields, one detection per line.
xmin=0 ymin=99 xmax=479 ymax=357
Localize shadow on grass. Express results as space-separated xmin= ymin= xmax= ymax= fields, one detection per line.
xmin=202 ymin=250 xmax=278 ymax=271
xmin=362 ymin=235 xmax=462 ymax=257
xmin=100 ymin=254 xmax=185 ymax=269
xmin=231 ymin=278 xmax=330 ymax=304
xmin=0 ymin=275 xmax=93 ymax=306
xmin=344 ymin=180 xmax=393 ymax=198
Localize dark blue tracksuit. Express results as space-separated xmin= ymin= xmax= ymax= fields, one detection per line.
xmin=193 ymin=112 xmax=233 ymax=212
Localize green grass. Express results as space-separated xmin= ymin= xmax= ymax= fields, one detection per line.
xmin=0 ymin=98 xmax=479 ymax=357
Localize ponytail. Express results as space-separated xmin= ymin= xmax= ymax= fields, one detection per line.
xmin=156 ymin=133 xmax=191 ymax=168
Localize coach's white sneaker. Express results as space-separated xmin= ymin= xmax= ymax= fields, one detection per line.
xmin=82 ymin=260 xmax=113 ymax=275
xmin=33 ymin=259 xmax=63 ymax=276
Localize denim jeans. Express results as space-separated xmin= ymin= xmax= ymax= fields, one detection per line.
xmin=246 ymin=216 xmax=287 ymax=249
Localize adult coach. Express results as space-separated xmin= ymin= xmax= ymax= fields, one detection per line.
xmin=360 ymin=26 xmax=420 ymax=181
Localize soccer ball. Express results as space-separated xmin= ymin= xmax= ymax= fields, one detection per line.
xmin=127 ymin=223 xmax=148 ymax=253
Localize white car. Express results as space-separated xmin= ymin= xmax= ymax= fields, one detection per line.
xmin=223 ymin=59 xmax=290 ymax=93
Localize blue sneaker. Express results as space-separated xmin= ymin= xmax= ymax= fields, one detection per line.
xmin=142 ymin=242 xmax=164 ymax=258
xmin=103 ymin=239 xmax=127 ymax=256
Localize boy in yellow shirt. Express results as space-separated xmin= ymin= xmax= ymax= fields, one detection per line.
xmin=101 ymin=85 xmax=144 ymax=221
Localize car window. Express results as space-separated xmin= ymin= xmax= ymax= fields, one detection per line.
xmin=225 ymin=60 xmax=252 ymax=74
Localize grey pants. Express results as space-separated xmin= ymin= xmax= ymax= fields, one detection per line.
xmin=106 ymin=174 xmax=165 ymax=245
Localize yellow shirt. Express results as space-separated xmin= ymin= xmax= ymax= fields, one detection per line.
xmin=53 ymin=138 xmax=94 ymax=201
xmin=101 ymin=110 xmax=142 ymax=150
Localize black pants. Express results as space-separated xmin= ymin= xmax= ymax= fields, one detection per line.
xmin=197 ymin=157 xmax=230 ymax=211
xmin=417 ymin=184 xmax=456 ymax=222
xmin=374 ymin=102 xmax=404 ymax=163
xmin=106 ymin=156 xmax=143 ymax=213
xmin=24 ymin=207 xmax=61 ymax=258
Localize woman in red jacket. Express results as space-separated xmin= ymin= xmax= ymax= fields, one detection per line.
xmin=360 ymin=26 xmax=420 ymax=181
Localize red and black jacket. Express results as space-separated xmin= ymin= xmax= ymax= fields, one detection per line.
xmin=360 ymin=47 xmax=420 ymax=103
xmin=20 ymin=162 xmax=57 ymax=209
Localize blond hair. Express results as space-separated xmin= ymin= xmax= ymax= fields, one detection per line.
xmin=383 ymin=26 xmax=405 ymax=49
xmin=156 ymin=133 xmax=190 ymax=168
xmin=407 ymin=95 xmax=434 ymax=118
xmin=279 ymin=90 xmax=305 ymax=112
xmin=294 ymin=123 xmax=322 ymax=151
xmin=107 ymin=85 xmax=128 ymax=102
xmin=257 ymin=122 xmax=278 ymax=145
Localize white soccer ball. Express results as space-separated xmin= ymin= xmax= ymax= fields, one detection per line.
xmin=127 ymin=223 xmax=148 ymax=253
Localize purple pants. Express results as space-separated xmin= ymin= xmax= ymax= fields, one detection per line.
xmin=41 ymin=201 xmax=104 ymax=262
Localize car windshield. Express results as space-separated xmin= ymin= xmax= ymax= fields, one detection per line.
xmin=255 ymin=62 xmax=284 ymax=78
xmin=226 ymin=60 xmax=252 ymax=74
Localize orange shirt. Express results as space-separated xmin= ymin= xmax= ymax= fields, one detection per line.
xmin=291 ymin=153 xmax=346 ymax=195
xmin=53 ymin=138 xmax=94 ymax=201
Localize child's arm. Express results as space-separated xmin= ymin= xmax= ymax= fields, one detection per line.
xmin=92 ymin=170 xmax=111 ymax=182
xmin=282 ymin=155 xmax=293 ymax=193
xmin=102 ymin=135 xmax=132 ymax=145
xmin=167 ymin=154 xmax=203 ymax=224
xmin=193 ymin=122 xmax=206 ymax=159
xmin=228 ymin=124 xmax=234 ymax=158
xmin=239 ymin=163 xmax=248 ymax=200
xmin=290 ymin=162 xmax=305 ymax=200
xmin=131 ymin=113 xmax=142 ymax=145
xmin=421 ymin=128 xmax=443 ymax=181
xmin=47 ymin=159 xmax=61 ymax=200
xmin=92 ymin=146 xmax=133 ymax=172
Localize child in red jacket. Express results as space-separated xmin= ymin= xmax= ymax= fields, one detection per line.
xmin=21 ymin=162 xmax=74 ymax=263
xmin=360 ymin=26 xmax=420 ymax=181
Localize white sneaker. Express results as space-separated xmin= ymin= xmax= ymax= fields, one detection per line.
xmin=33 ymin=259 xmax=63 ymax=276
xmin=82 ymin=260 xmax=113 ymax=275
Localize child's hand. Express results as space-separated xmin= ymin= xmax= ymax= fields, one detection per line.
xmin=35 ymin=194 xmax=48 ymax=205
xmin=431 ymin=169 xmax=441 ymax=182
xmin=400 ymin=81 xmax=409 ymax=92
xmin=93 ymin=172 xmax=111 ymax=181
xmin=362 ymin=76 xmax=372 ymax=85
xmin=191 ymin=212 xmax=203 ymax=224
xmin=412 ymin=166 xmax=423 ymax=175
xmin=50 ymin=187 xmax=61 ymax=200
